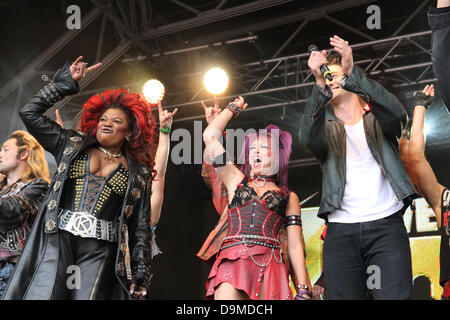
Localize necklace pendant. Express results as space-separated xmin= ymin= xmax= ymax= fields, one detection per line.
xmin=104 ymin=155 xmax=114 ymax=163
xmin=99 ymin=146 xmax=123 ymax=162
xmin=253 ymin=176 xmax=266 ymax=187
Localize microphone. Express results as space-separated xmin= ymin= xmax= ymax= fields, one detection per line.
xmin=308 ymin=44 xmax=332 ymax=81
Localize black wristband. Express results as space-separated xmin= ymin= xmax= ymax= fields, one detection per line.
xmin=285 ymin=215 xmax=302 ymax=227
xmin=414 ymin=91 xmax=434 ymax=109
xmin=226 ymin=103 xmax=242 ymax=117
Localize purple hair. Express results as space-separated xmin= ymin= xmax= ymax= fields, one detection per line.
xmin=239 ymin=124 xmax=292 ymax=190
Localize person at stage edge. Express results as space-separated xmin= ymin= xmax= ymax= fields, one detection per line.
xmin=401 ymin=84 xmax=450 ymax=300
xmin=0 ymin=131 xmax=50 ymax=297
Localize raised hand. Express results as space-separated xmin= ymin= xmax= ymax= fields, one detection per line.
xmin=70 ymin=56 xmax=102 ymax=83
xmin=329 ymin=35 xmax=354 ymax=75
xmin=158 ymin=101 xmax=178 ymax=129
xmin=232 ymin=96 xmax=248 ymax=111
xmin=414 ymin=84 xmax=435 ymax=108
xmin=201 ymin=96 xmax=221 ymax=124
xmin=307 ymin=50 xmax=328 ymax=87
xmin=422 ymin=84 xmax=435 ymax=97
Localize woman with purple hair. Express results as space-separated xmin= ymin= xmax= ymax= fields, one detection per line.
xmin=202 ymin=96 xmax=310 ymax=300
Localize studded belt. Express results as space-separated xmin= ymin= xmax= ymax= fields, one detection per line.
xmin=58 ymin=209 xmax=118 ymax=243
xmin=221 ymin=235 xmax=281 ymax=250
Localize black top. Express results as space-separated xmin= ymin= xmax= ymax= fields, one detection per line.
xmin=60 ymin=152 xmax=129 ymax=221
xmin=229 ymin=177 xmax=288 ymax=217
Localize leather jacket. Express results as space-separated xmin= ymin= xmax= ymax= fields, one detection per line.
xmin=299 ymin=65 xmax=418 ymax=220
xmin=428 ymin=5 xmax=450 ymax=113
xmin=2 ymin=63 xmax=154 ymax=299
xmin=0 ymin=178 xmax=49 ymax=263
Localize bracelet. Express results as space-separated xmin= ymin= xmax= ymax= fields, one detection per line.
xmin=226 ymin=102 xmax=241 ymax=118
xmin=159 ymin=127 xmax=171 ymax=134
xmin=297 ymin=284 xmax=309 ymax=290
xmin=295 ymin=290 xmax=312 ymax=300
xmin=286 ymin=215 xmax=302 ymax=227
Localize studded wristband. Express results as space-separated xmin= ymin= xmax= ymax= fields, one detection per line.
xmin=226 ymin=102 xmax=242 ymax=118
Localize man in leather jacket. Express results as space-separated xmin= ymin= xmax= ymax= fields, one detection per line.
xmin=299 ymin=36 xmax=417 ymax=299
xmin=0 ymin=131 xmax=50 ymax=297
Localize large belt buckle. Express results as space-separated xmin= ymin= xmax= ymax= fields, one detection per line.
xmin=70 ymin=211 xmax=96 ymax=238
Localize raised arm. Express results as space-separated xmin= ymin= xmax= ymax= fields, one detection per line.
xmin=429 ymin=1 xmax=450 ymax=113
xmin=201 ymin=98 xmax=229 ymax=215
xmin=408 ymin=84 xmax=445 ymax=226
xmin=330 ymin=35 xmax=408 ymax=141
xmin=18 ymin=56 xmax=101 ymax=159
xmin=299 ymin=49 xmax=331 ymax=164
xmin=150 ymin=101 xmax=177 ymax=228
xmin=202 ymin=97 xmax=247 ymax=199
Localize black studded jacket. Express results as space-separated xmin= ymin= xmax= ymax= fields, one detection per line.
xmin=2 ymin=63 xmax=153 ymax=300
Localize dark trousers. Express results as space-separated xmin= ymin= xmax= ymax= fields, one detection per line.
xmin=323 ymin=211 xmax=412 ymax=300
xmin=52 ymin=230 xmax=117 ymax=300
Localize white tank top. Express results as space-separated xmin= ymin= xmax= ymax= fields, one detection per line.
xmin=328 ymin=119 xmax=404 ymax=223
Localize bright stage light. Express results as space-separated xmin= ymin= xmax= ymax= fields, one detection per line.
xmin=424 ymin=123 xmax=430 ymax=136
xmin=142 ymin=79 xmax=165 ymax=104
xmin=203 ymin=67 xmax=229 ymax=95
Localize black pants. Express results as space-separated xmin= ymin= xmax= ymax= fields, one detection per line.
xmin=52 ymin=230 xmax=117 ymax=300
xmin=323 ymin=211 xmax=412 ymax=300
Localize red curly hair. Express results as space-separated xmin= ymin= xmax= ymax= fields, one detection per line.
xmin=79 ymin=89 xmax=156 ymax=167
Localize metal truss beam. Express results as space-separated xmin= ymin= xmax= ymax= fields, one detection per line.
xmin=0 ymin=8 xmax=102 ymax=102
xmin=169 ymin=0 xmax=200 ymax=15
xmin=142 ymin=0 xmax=295 ymax=39
xmin=175 ymin=0 xmax=377 ymax=47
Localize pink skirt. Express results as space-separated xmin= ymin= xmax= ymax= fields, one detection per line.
xmin=205 ymin=243 xmax=293 ymax=300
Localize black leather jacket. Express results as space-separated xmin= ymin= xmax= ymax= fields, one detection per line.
xmin=2 ymin=63 xmax=154 ymax=299
xmin=299 ymin=66 xmax=418 ymax=220
xmin=0 ymin=178 xmax=49 ymax=263
xmin=428 ymin=5 xmax=450 ymax=113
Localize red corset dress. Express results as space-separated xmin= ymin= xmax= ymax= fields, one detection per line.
xmin=206 ymin=178 xmax=293 ymax=300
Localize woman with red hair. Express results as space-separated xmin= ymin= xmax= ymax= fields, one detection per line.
xmin=3 ymin=56 xmax=176 ymax=300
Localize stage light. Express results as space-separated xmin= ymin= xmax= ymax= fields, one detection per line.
xmin=142 ymin=79 xmax=165 ymax=104
xmin=424 ymin=123 xmax=430 ymax=136
xmin=203 ymin=67 xmax=229 ymax=95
